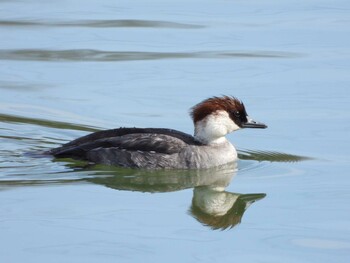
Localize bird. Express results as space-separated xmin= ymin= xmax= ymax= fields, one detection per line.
xmin=48 ymin=96 xmax=267 ymax=169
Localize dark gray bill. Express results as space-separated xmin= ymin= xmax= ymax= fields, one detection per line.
xmin=242 ymin=118 xmax=267 ymax=129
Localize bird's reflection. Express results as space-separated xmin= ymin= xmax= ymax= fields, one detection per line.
xmin=86 ymin=162 xmax=266 ymax=230
xmin=190 ymin=188 xmax=265 ymax=230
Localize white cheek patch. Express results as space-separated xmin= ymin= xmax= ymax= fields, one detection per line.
xmin=194 ymin=110 xmax=240 ymax=143
xmin=228 ymin=119 xmax=241 ymax=132
xmin=214 ymin=111 xmax=240 ymax=132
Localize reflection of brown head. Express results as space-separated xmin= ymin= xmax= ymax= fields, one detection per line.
xmin=189 ymin=193 xmax=266 ymax=230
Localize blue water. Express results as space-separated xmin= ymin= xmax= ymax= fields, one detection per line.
xmin=1 ymin=0 xmax=350 ymax=262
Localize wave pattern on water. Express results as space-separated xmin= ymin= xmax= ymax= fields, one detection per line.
xmin=0 ymin=49 xmax=303 ymax=62
xmin=0 ymin=19 xmax=205 ymax=29
xmin=238 ymin=149 xmax=312 ymax=163
xmin=0 ymin=113 xmax=100 ymax=132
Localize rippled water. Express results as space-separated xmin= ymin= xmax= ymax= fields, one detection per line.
xmin=1 ymin=1 xmax=350 ymax=262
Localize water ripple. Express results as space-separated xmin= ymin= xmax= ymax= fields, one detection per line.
xmin=0 ymin=113 xmax=99 ymax=132
xmin=238 ymin=149 xmax=312 ymax=163
xmin=0 ymin=49 xmax=303 ymax=62
xmin=0 ymin=19 xmax=205 ymax=29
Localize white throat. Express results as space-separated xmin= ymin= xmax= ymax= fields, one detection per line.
xmin=194 ymin=110 xmax=240 ymax=144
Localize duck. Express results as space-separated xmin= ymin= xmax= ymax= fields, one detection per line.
xmin=48 ymin=96 xmax=267 ymax=169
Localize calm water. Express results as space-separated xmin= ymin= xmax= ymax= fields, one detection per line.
xmin=1 ymin=0 xmax=350 ymax=262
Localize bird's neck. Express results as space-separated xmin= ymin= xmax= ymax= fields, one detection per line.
xmin=194 ymin=113 xmax=231 ymax=145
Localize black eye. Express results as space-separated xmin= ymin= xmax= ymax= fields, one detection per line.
xmin=233 ymin=110 xmax=240 ymax=117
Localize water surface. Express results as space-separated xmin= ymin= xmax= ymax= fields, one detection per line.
xmin=1 ymin=0 xmax=350 ymax=262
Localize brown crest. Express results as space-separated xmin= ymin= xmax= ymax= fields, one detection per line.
xmin=190 ymin=96 xmax=247 ymax=124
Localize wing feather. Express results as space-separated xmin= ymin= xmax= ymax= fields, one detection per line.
xmin=51 ymin=132 xmax=189 ymax=159
xmin=57 ymin=127 xmax=198 ymax=148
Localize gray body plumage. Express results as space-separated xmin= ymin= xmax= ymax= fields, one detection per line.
xmin=49 ymin=127 xmax=237 ymax=169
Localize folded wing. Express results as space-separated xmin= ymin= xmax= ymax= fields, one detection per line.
xmin=49 ymin=128 xmax=200 ymax=168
